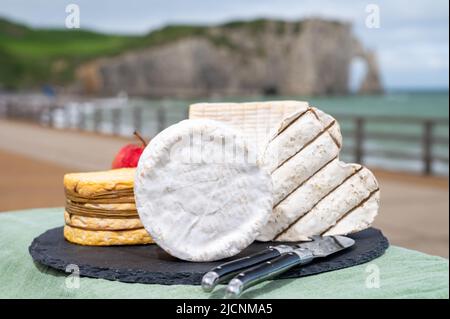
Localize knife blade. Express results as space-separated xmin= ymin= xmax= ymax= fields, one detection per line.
xmin=225 ymin=235 xmax=355 ymax=298
xmin=201 ymin=245 xmax=295 ymax=292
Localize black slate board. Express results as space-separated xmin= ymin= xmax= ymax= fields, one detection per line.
xmin=29 ymin=227 xmax=388 ymax=285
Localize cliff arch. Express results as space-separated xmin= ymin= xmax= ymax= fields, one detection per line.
xmin=351 ymin=38 xmax=383 ymax=94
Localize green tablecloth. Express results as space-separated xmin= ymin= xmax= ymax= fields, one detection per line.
xmin=0 ymin=208 xmax=448 ymax=299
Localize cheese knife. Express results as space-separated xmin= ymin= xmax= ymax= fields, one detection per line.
xmin=202 ymin=244 xmax=296 ymax=292
xmin=225 ymin=235 xmax=355 ymax=298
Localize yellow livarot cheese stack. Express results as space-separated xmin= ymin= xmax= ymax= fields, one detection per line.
xmin=63 ymin=168 xmax=153 ymax=246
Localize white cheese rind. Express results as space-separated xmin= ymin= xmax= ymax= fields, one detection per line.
xmin=276 ymin=168 xmax=379 ymax=241
xmin=260 ymin=111 xmax=324 ymax=173
xmin=135 ymin=119 xmax=273 ymax=262
xmin=189 ymin=101 xmax=309 ymax=152
xmin=257 ymin=106 xmax=380 ymax=242
xmin=257 ymin=159 xmax=361 ymax=241
xmin=311 ymin=107 xmax=342 ymax=147
xmin=186 ymin=102 xmax=380 ymax=242
xmin=323 ymin=190 xmax=380 ymax=236
xmin=271 ymin=132 xmax=340 ymax=205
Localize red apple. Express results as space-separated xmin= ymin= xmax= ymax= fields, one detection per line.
xmin=112 ymin=131 xmax=148 ymax=169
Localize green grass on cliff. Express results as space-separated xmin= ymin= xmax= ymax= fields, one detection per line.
xmin=0 ymin=18 xmax=219 ymax=89
xmin=0 ymin=17 xmax=296 ymax=90
xmin=0 ymin=18 xmax=145 ymax=88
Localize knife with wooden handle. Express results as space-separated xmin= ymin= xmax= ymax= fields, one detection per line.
xmin=225 ymin=235 xmax=355 ymax=298
xmin=201 ymin=245 xmax=295 ymax=292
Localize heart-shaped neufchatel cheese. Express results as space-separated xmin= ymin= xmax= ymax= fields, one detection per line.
xmin=135 ymin=119 xmax=273 ymax=262
xmin=257 ymin=107 xmax=380 ymax=242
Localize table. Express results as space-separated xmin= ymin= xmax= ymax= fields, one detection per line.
xmin=0 ymin=208 xmax=448 ymax=299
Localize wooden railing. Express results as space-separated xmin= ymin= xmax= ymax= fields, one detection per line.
xmin=1 ymin=96 xmax=448 ymax=176
xmin=335 ymin=115 xmax=449 ymax=175
xmin=0 ymin=96 xmax=186 ymax=137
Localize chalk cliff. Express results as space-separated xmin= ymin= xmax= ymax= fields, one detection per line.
xmin=76 ymin=19 xmax=382 ymax=97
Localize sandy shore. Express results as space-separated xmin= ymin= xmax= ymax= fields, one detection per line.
xmin=0 ymin=119 xmax=448 ymax=257
xmin=0 ymin=150 xmax=69 ymax=211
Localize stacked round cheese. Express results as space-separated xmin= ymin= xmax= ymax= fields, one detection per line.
xmin=63 ymin=168 xmax=153 ymax=246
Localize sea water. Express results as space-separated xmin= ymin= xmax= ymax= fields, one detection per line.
xmin=64 ymin=91 xmax=449 ymax=176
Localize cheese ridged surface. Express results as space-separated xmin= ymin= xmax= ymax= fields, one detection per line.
xmin=257 ymin=159 xmax=361 ymax=241
xmin=257 ymin=106 xmax=380 ymax=242
xmin=276 ymin=168 xmax=379 ymax=241
xmin=311 ymin=107 xmax=342 ymax=147
xmin=135 ymin=119 xmax=273 ymax=261
xmin=324 ymin=190 xmax=380 ymax=236
xmin=261 ymin=111 xmax=323 ymax=173
xmin=271 ymin=132 xmax=340 ymax=205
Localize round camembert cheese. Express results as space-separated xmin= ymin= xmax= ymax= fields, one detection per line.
xmin=135 ymin=119 xmax=273 ymax=261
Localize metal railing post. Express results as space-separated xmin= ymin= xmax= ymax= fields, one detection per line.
xmin=355 ymin=117 xmax=365 ymax=164
xmin=422 ymin=120 xmax=433 ymax=175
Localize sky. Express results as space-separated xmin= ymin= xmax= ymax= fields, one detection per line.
xmin=0 ymin=0 xmax=448 ymax=90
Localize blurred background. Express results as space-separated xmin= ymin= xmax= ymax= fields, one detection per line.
xmin=0 ymin=0 xmax=448 ymax=256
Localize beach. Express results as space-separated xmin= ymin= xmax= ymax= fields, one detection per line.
xmin=0 ymin=119 xmax=448 ymax=257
